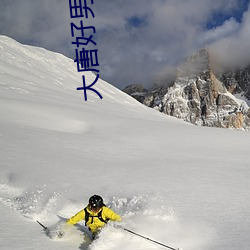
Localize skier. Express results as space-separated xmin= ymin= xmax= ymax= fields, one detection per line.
xmin=66 ymin=194 xmax=122 ymax=239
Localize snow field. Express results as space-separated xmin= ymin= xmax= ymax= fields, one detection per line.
xmin=1 ymin=36 xmax=250 ymax=250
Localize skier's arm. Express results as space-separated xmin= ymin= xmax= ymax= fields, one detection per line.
xmin=67 ymin=209 xmax=85 ymax=225
xmin=104 ymin=207 xmax=122 ymax=222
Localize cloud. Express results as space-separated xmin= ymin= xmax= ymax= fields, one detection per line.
xmin=0 ymin=0 xmax=249 ymax=89
xmin=90 ymin=0 xmax=250 ymax=88
xmin=0 ymin=0 xmax=73 ymax=55
xmin=200 ymin=18 xmax=240 ymax=45
xmin=209 ymin=4 xmax=250 ymax=69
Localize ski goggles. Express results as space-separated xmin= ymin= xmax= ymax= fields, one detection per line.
xmin=89 ymin=204 xmax=101 ymax=212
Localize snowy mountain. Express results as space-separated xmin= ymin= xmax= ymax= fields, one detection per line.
xmin=124 ymin=49 xmax=250 ymax=130
xmin=1 ymin=36 xmax=250 ymax=250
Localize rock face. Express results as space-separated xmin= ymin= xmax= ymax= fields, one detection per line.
xmin=124 ymin=49 xmax=250 ymax=130
xmin=218 ymin=66 xmax=250 ymax=100
xmin=123 ymin=84 xmax=147 ymax=103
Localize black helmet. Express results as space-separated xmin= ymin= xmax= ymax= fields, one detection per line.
xmin=89 ymin=195 xmax=104 ymax=210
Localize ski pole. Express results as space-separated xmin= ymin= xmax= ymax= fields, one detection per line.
xmin=37 ymin=220 xmax=48 ymax=231
xmin=122 ymin=227 xmax=180 ymax=250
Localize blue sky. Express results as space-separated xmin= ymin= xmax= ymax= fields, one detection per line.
xmin=206 ymin=0 xmax=249 ymax=28
xmin=0 ymin=0 xmax=249 ymax=89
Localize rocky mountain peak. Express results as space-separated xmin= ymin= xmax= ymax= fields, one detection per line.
xmin=177 ymin=49 xmax=210 ymax=78
xmin=123 ymin=49 xmax=250 ymax=130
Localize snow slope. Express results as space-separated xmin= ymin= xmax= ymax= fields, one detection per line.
xmin=0 ymin=35 xmax=250 ymax=250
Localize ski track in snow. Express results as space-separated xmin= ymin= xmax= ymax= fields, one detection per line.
xmin=0 ymin=99 xmax=91 ymax=134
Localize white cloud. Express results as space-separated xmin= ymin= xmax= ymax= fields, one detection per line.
xmin=209 ymin=5 xmax=250 ymax=68
xmin=200 ymin=17 xmax=240 ymax=45
xmin=0 ymin=0 xmax=249 ymax=88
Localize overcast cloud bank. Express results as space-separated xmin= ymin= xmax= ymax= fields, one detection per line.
xmin=0 ymin=0 xmax=249 ymax=88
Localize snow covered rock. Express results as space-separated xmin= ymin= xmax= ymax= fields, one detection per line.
xmin=124 ymin=49 xmax=250 ymax=130
xmin=218 ymin=65 xmax=250 ymax=100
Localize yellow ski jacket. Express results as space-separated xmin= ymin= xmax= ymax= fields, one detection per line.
xmin=67 ymin=206 xmax=121 ymax=233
